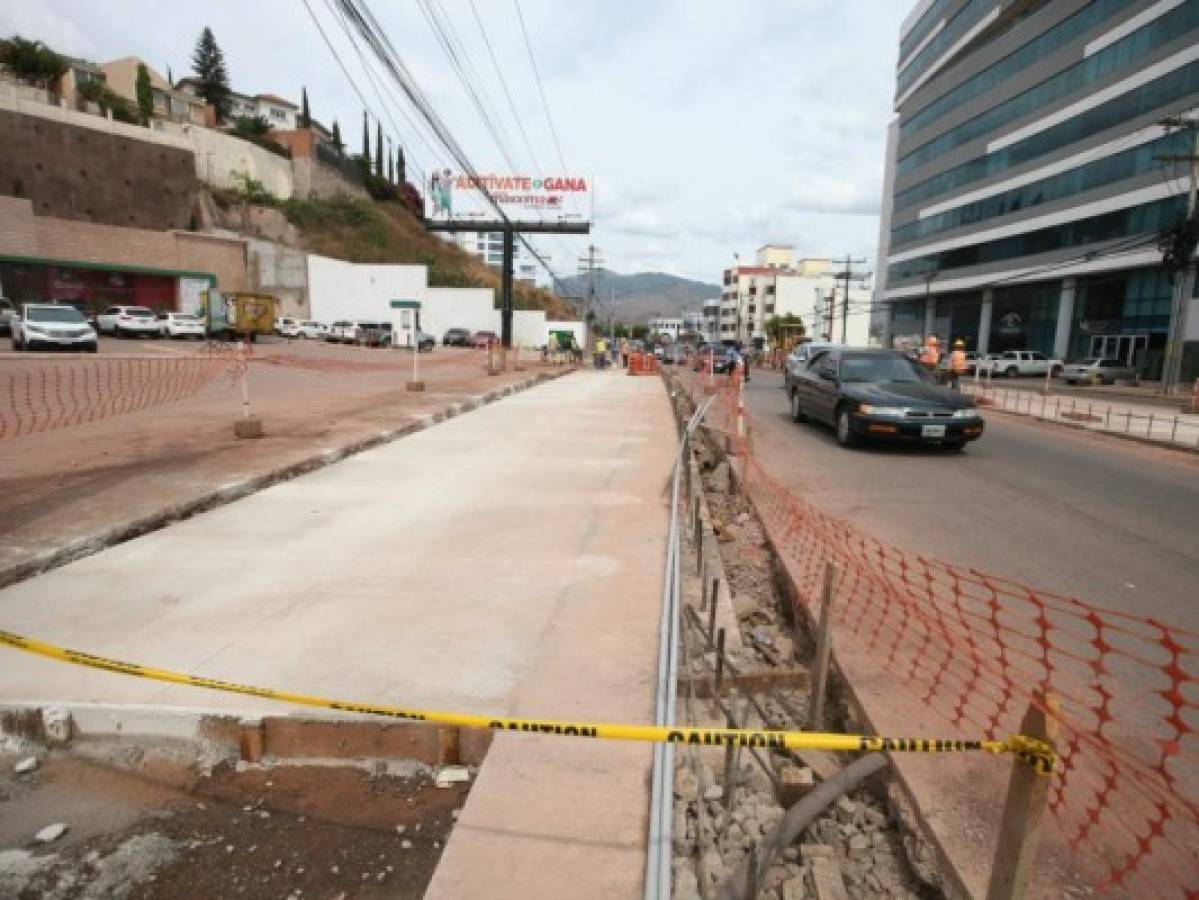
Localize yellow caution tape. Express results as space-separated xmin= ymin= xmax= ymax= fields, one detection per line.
xmin=0 ymin=629 xmax=1056 ymax=775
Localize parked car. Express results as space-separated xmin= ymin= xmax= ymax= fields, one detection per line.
xmin=96 ymin=305 xmax=159 ymax=338
xmin=10 ymin=303 xmax=98 ymax=352
xmin=442 ymin=327 xmax=472 ymax=347
xmin=156 ymin=312 xmax=205 ymax=340
xmin=417 ymin=330 xmax=435 ymax=352
xmin=785 ymin=341 xmax=841 ymax=393
xmin=1061 ymin=357 xmax=1138 ymax=385
xmin=274 ymin=317 xmax=299 ymax=336
xmin=472 ymin=330 xmax=498 ymax=348
xmin=324 ymin=320 xmax=351 ymax=342
xmin=0 ymin=297 xmax=15 ymax=334
xmin=976 ymin=350 xmax=1063 ymax=378
xmin=294 ymin=320 xmax=324 ymax=339
xmin=788 ymin=348 xmax=984 ymax=450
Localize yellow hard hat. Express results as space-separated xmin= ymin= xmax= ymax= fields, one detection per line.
xmin=954 ymin=339 xmax=965 ymax=348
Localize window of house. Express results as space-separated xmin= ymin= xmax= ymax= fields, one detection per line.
xmin=270 ymin=108 xmax=286 ymax=120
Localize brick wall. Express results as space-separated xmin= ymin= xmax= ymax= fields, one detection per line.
xmin=0 ymin=109 xmax=198 ymax=231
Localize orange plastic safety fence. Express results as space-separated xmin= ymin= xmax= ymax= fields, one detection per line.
xmin=0 ymin=355 xmax=228 ymax=442
xmin=679 ymin=368 xmax=1199 ymax=897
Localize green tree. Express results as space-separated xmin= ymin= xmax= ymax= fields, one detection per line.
xmin=630 ymin=324 xmax=649 ymax=340
xmin=299 ymin=86 xmax=310 ymax=128
xmin=387 ymin=149 xmax=394 ymax=184
xmin=0 ymin=36 xmax=67 ymax=86
xmin=361 ymin=111 xmax=370 ymax=174
xmin=190 ymin=27 xmax=231 ymax=122
xmin=765 ymin=313 xmax=805 ymax=347
xmin=135 ymin=62 xmax=153 ymax=125
xmin=375 ymin=123 xmax=383 ymax=177
xmin=396 ymin=146 xmax=406 ymax=185
xmin=331 ymin=118 xmax=343 ymax=151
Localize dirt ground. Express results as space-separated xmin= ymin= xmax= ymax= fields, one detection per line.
xmin=0 ymin=336 xmax=565 ymax=578
xmin=0 ymin=750 xmax=469 ymax=899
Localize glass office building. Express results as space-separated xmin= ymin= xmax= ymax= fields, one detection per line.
xmin=875 ymin=0 xmax=1199 ymax=380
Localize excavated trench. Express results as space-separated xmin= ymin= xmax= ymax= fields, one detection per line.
xmin=666 ymin=380 xmax=948 ymax=900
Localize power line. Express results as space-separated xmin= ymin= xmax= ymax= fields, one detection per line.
xmin=470 ymin=0 xmax=543 ymax=175
xmin=513 ymin=0 xmax=569 ymax=177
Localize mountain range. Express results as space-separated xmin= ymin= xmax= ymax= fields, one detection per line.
xmin=554 ymin=270 xmax=720 ymax=323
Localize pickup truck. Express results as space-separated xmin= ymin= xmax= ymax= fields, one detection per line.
xmin=976 ymin=350 xmax=1063 ymax=378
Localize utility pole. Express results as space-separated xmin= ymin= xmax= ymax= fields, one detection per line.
xmin=1156 ymin=115 xmax=1199 ymax=395
xmin=578 ymin=244 xmax=606 ymax=342
xmin=835 ymin=254 xmax=869 ymax=345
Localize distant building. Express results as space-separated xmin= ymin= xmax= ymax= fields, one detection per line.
xmin=101 ymin=58 xmax=206 ymax=125
xmin=720 ymin=245 xmax=872 ymax=348
xmin=53 ymin=57 xmax=105 ymax=111
xmin=175 ymin=78 xmax=298 ymax=129
xmin=443 ymin=230 xmax=541 ymax=284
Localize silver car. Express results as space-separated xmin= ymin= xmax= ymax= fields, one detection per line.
xmin=784 ymin=342 xmax=842 ymax=393
xmin=1061 ymin=358 xmax=1137 ymax=385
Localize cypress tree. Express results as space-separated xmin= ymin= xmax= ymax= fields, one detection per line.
xmin=397 ymin=146 xmax=406 ymax=185
xmin=190 ymin=27 xmax=231 ymax=122
xmin=375 ymin=123 xmax=383 ymax=177
xmin=331 ymin=118 xmax=342 ymax=151
xmin=300 ymin=86 xmax=310 ymax=128
xmin=361 ymin=110 xmax=370 ymax=172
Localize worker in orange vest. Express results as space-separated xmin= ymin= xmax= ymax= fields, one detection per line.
xmin=947 ymin=339 xmax=968 ymax=389
xmin=919 ymin=335 xmax=941 ymax=373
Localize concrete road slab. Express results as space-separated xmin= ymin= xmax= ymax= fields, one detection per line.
xmin=0 ymin=368 xmax=674 ymax=898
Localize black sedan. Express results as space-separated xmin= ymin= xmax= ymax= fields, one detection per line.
xmin=788 ymin=349 xmax=984 ymax=450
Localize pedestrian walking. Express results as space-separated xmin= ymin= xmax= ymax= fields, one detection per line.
xmin=919 ymin=335 xmax=941 ymax=375
xmin=726 ymin=346 xmax=742 ymax=381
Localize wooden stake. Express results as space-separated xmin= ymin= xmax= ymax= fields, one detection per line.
xmin=809 ymin=563 xmax=837 ymax=729
xmin=985 ymin=692 xmax=1060 ymax=900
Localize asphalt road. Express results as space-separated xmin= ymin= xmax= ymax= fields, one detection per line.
xmin=744 ymin=369 xmax=1199 ymax=627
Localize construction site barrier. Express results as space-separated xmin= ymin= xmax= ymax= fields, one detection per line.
xmin=0 ymin=628 xmax=1054 ymax=770
xmin=0 ymin=354 xmax=228 ymax=442
xmin=682 ymin=369 xmax=1199 ymax=897
xmin=0 ymin=345 xmax=514 ymax=443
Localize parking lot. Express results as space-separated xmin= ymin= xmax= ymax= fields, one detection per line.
xmin=0 ymin=335 xmax=557 ymax=578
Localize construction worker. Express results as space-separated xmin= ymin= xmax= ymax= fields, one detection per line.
xmin=595 ymin=336 xmax=608 ymax=369
xmin=620 ymin=337 xmax=629 ymax=368
xmin=919 ymin=335 xmax=941 ymax=374
xmin=947 ymin=339 xmax=968 ymax=389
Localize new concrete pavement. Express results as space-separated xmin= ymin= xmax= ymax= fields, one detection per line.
xmin=0 ymin=368 xmax=676 ymax=899
xmin=747 ymin=370 xmax=1199 ymax=626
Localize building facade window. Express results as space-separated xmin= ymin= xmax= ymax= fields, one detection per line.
xmin=897 ymin=2 xmax=1199 ymax=177
xmin=894 ymin=60 xmax=1199 ymax=213
xmin=900 ymin=0 xmax=1130 ymax=142
xmin=890 ymin=131 xmax=1191 ymax=249
xmin=887 ymin=195 xmax=1185 ymax=284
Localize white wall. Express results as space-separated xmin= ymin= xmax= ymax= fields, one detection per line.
xmin=546 ymin=320 xmax=586 ymax=347
xmin=511 ymin=310 xmax=547 ymax=347
xmin=307 ymin=255 xmax=427 ymax=323
xmin=157 ymin=121 xmax=294 ymax=200
xmin=420 ymin=287 xmax=496 ymax=340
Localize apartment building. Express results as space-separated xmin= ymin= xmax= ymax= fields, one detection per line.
xmin=719 ymin=246 xmax=872 ymax=348
xmin=875 ymin=0 xmax=1199 ymax=381
xmin=446 ymin=230 xmax=540 ymax=284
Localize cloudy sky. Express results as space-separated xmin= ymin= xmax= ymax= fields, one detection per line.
xmin=2 ymin=0 xmax=909 ymax=286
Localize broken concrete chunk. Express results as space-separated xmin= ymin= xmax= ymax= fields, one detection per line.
xmin=781 ymin=876 xmax=806 ymax=900
xmin=35 ymin=823 xmax=68 ymax=844
xmin=834 ymin=796 xmax=858 ymax=821
xmin=848 ymin=833 xmax=871 ymax=859
xmin=702 ymin=783 xmax=723 ymax=802
xmin=13 ymin=756 xmax=38 ymax=775
xmin=799 ymin=844 xmax=836 ymax=861
xmin=434 ymin=765 xmax=470 ymax=788
xmin=808 ymin=856 xmax=849 ymax=900
xmin=674 ymin=768 xmax=699 ymax=802
xmin=777 ymin=765 xmax=815 ymax=806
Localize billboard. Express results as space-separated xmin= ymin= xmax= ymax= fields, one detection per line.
xmin=428 ymin=170 xmax=590 ymax=219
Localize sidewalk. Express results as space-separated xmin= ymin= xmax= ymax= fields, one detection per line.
xmin=964 ymin=381 xmax=1199 ymax=450
xmin=0 ymin=368 xmax=676 ymax=899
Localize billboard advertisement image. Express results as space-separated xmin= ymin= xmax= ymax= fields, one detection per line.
xmin=428 ymin=170 xmax=590 ymax=219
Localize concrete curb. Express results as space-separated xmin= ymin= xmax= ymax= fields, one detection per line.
xmin=0 ymin=367 xmax=576 ymax=591
xmin=981 ymin=403 xmax=1199 ymax=456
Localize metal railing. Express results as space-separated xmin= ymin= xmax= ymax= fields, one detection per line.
xmin=645 ymin=393 xmax=716 ymax=900
xmin=964 ymin=383 xmax=1199 ymax=448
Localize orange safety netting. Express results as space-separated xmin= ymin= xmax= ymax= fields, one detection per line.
xmin=682 ymin=367 xmax=1199 ymax=897
xmin=0 ymin=354 xmax=229 ymax=442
